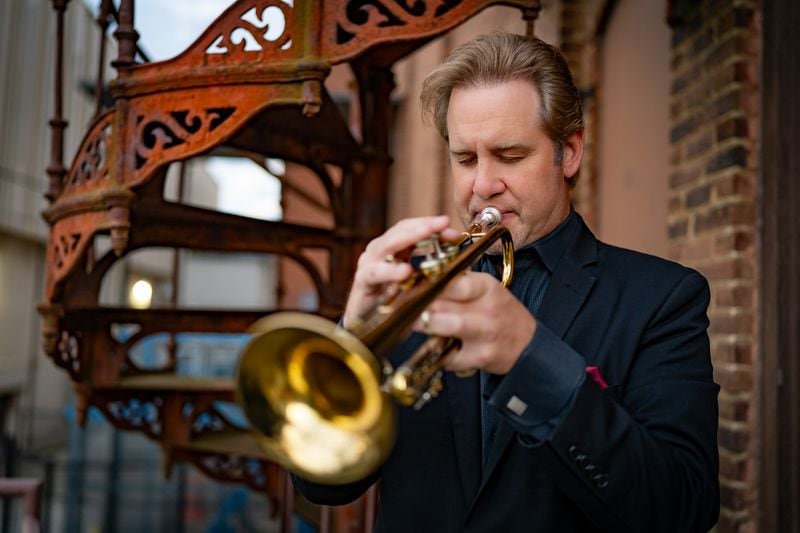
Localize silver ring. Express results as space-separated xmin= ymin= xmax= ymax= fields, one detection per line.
xmin=421 ymin=310 xmax=431 ymax=334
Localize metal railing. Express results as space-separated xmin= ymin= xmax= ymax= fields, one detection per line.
xmin=0 ymin=477 xmax=42 ymax=533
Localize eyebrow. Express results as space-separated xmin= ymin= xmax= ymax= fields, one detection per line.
xmin=448 ymin=143 xmax=534 ymax=158
xmin=489 ymin=143 xmax=532 ymax=154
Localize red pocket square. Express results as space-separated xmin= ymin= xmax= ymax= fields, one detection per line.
xmin=585 ymin=366 xmax=608 ymax=390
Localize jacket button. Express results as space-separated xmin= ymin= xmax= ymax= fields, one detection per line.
xmin=568 ymin=445 xmax=580 ymax=459
xmin=594 ymin=473 xmax=609 ymax=488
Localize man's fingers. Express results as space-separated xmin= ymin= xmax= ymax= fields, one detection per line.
xmin=363 ymin=215 xmax=451 ymax=262
xmin=436 ymin=271 xmax=494 ymax=302
xmin=346 ymin=215 xmax=463 ymax=331
xmin=356 ymin=259 xmax=412 ymax=286
xmin=411 ymin=308 xmax=489 ymax=339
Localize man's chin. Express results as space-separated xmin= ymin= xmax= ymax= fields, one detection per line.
xmin=485 ymin=243 xmax=507 ymax=256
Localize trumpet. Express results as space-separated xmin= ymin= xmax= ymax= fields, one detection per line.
xmin=236 ymin=207 xmax=514 ymax=484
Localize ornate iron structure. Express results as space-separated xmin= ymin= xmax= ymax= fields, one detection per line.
xmin=40 ymin=1 xmax=541 ymax=530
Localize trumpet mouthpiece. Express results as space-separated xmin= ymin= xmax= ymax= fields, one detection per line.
xmin=478 ymin=207 xmax=502 ymax=228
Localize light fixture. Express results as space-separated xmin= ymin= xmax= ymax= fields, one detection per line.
xmin=129 ymin=279 xmax=153 ymax=309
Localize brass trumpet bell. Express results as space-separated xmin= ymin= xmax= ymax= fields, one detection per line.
xmin=238 ymin=312 xmax=395 ymax=484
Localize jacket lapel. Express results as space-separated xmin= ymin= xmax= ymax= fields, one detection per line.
xmin=536 ymin=219 xmax=597 ymax=338
xmin=474 ymin=216 xmax=598 ymax=496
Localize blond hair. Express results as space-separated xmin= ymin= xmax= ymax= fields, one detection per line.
xmin=420 ymin=31 xmax=584 ymax=187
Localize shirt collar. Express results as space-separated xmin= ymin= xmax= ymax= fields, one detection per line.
xmin=516 ymin=208 xmax=579 ymax=273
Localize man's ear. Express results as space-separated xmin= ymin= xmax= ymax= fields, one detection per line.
xmin=561 ymin=129 xmax=584 ymax=179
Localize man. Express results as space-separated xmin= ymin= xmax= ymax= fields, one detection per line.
xmin=294 ymin=31 xmax=719 ymax=532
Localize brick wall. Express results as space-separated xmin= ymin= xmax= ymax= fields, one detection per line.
xmin=562 ymin=0 xmax=763 ymax=528
xmin=668 ymin=1 xmax=760 ymax=530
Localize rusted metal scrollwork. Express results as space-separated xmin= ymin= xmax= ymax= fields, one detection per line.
xmin=41 ymin=0 xmax=542 ymax=530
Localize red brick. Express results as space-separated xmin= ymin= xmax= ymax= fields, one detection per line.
xmin=671 ymin=50 xmax=685 ymax=70
xmin=715 ymin=365 xmax=754 ymax=392
xmin=719 ymin=425 xmax=749 ymax=453
xmin=694 ymin=202 xmax=755 ymax=233
xmin=671 ymin=4 xmax=704 ymax=47
xmin=687 ymin=132 xmax=713 ymax=159
xmin=671 ymin=115 xmax=700 ymax=142
xmin=686 ymin=84 xmax=712 ymax=109
xmin=669 ymin=165 xmax=701 ymax=188
xmin=716 ymin=6 xmax=756 ymax=36
xmin=734 ymin=61 xmax=758 ymax=85
xmin=718 ymin=395 xmax=751 ymax=423
xmin=700 ymin=256 xmax=754 ymax=281
xmin=706 ymin=90 xmax=744 ymax=121
xmin=719 ymin=451 xmax=749 ymax=480
xmin=712 ymin=341 xmax=754 ymax=365
xmin=709 ymin=60 xmax=755 ymax=95
xmin=686 ymin=183 xmax=712 ymax=207
xmin=668 ymin=194 xmax=682 ymax=214
xmin=709 ymin=312 xmax=754 ymax=336
xmin=716 ymin=512 xmax=749 ymax=532
xmin=714 ymin=367 xmax=753 ymax=392
xmin=717 ymin=117 xmax=749 ymax=142
xmin=705 ymin=33 xmax=756 ymax=70
xmin=714 ymin=284 xmax=754 ymax=308
xmin=705 ymin=144 xmax=748 ymax=174
xmin=668 ymin=218 xmax=689 ymax=239
xmin=670 ymin=100 xmax=684 ymax=119
xmin=714 ymin=230 xmax=754 ymax=254
xmin=691 ymin=27 xmax=714 ymax=55
xmin=671 ymin=146 xmax=683 ymax=166
xmin=671 ymin=63 xmax=702 ymax=95
xmin=714 ymin=173 xmax=754 ymax=199
xmin=671 ymin=233 xmax=712 ymax=261
xmin=721 ymin=483 xmax=749 ymax=512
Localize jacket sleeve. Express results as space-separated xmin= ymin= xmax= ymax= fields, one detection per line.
xmin=505 ymin=271 xmax=719 ymax=532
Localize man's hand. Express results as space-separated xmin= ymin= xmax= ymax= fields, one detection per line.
xmin=417 ymin=271 xmax=537 ymax=375
xmin=342 ymin=215 xmax=459 ymax=330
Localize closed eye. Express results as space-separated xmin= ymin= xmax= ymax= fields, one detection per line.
xmin=455 ymin=155 xmax=476 ymax=166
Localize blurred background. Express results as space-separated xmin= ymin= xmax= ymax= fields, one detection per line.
xmin=1 ymin=0 xmax=797 ymax=532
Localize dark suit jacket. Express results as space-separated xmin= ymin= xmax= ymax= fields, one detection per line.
xmin=294 ymin=215 xmax=720 ymax=532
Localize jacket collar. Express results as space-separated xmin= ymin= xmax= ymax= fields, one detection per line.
xmin=529 ymin=207 xmax=582 ymax=273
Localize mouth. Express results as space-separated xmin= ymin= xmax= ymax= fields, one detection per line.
xmin=472 ymin=208 xmax=514 ymax=223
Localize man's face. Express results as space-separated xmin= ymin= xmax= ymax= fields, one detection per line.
xmin=447 ymin=80 xmax=582 ymax=251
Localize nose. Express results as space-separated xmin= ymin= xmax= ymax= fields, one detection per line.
xmin=472 ymin=160 xmax=506 ymax=199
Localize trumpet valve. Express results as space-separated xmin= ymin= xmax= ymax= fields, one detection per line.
xmin=384 ymin=367 xmax=418 ymax=407
xmin=412 ymin=373 xmax=443 ymax=411
xmin=416 ymin=234 xmax=458 ymax=279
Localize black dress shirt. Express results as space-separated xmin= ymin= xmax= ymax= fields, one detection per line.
xmin=478 ymin=209 xmax=587 ymax=446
